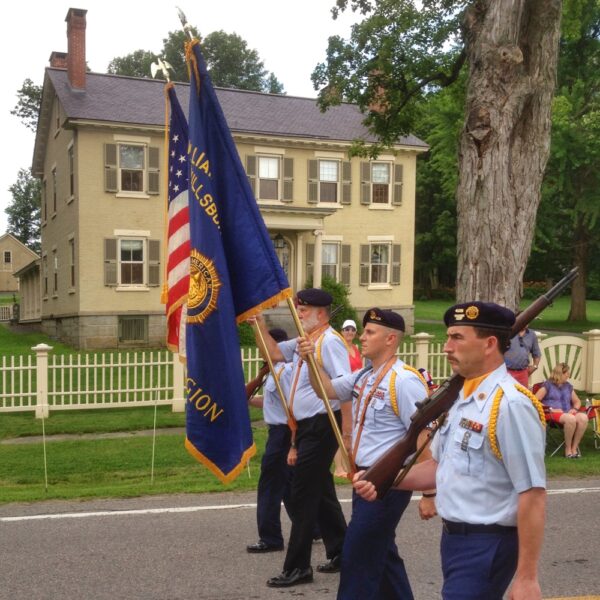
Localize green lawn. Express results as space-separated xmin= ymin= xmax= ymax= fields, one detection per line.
xmin=414 ymin=297 xmax=600 ymax=333
xmin=0 ymin=322 xmax=75 ymax=355
xmin=0 ymin=408 xmax=598 ymax=503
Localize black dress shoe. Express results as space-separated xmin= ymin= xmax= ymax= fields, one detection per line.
xmin=266 ymin=567 xmax=313 ymax=587
xmin=246 ymin=540 xmax=284 ymax=553
xmin=316 ymin=555 xmax=341 ymax=573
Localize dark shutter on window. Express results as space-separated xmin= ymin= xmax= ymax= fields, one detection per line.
xmin=148 ymin=239 xmax=160 ymax=286
xmin=306 ymin=243 xmax=314 ymax=283
xmin=104 ymin=238 xmax=118 ymax=286
xmin=360 ymin=162 xmax=371 ymax=205
xmin=148 ymin=147 xmax=160 ymax=195
xmin=246 ymin=155 xmax=256 ymax=196
xmin=360 ymin=244 xmax=370 ymax=286
xmin=391 ymin=244 xmax=401 ymax=285
xmin=283 ymin=157 xmax=294 ymax=202
xmin=104 ymin=144 xmax=118 ymax=193
xmin=307 ymin=159 xmax=318 ymax=204
xmin=341 ymin=161 xmax=352 ymax=205
xmin=393 ymin=164 xmax=403 ymax=206
xmin=341 ymin=244 xmax=351 ymax=285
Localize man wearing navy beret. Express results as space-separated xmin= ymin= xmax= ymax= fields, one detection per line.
xmin=354 ymin=301 xmax=547 ymax=600
xmin=298 ymin=307 xmax=436 ymax=599
xmin=250 ymin=288 xmax=350 ymax=587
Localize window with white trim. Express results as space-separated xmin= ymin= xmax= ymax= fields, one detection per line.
xmin=104 ymin=143 xmax=160 ymax=196
xmin=308 ymin=158 xmax=353 ymax=205
xmin=103 ymin=237 xmax=160 ymax=288
xmin=306 ymin=241 xmax=351 ymax=285
xmin=258 ymin=156 xmax=280 ymax=200
xmin=52 ymin=249 xmax=58 ymax=295
xmin=361 ymin=161 xmax=403 ymax=206
xmin=360 ymin=242 xmax=401 ymax=286
xmin=68 ymin=145 xmax=75 ymax=199
xmin=68 ymin=237 xmax=76 ymax=288
xmin=3 ymin=251 xmax=11 ymax=265
xmin=51 ymin=167 xmax=57 ymax=214
xmin=371 ymin=163 xmax=391 ymax=204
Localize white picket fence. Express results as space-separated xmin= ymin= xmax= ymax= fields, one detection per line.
xmin=1 ymin=330 xmax=598 ymax=418
xmin=0 ymin=305 xmax=11 ymax=321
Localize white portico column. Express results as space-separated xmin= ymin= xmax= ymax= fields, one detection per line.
xmin=313 ymin=229 xmax=323 ymax=289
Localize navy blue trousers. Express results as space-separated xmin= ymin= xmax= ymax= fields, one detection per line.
xmin=337 ymin=489 xmax=414 ymax=600
xmin=440 ymin=530 xmax=518 ymax=599
xmin=256 ymin=424 xmax=292 ymax=547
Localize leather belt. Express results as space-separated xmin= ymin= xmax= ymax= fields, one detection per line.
xmin=442 ymin=519 xmax=516 ymax=535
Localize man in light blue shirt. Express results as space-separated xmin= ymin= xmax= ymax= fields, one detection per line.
xmin=354 ymin=301 xmax=546 ymax=600
xmin=299 ymin=307 xmax=435 ymax=600
xmin=251 ymin=288 xmax=350 ymax=588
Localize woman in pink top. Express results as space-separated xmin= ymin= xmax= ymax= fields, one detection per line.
xmin=341 ymin=319 xmax=363 ymax=372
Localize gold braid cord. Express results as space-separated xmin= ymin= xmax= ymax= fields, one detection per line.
xmin=488 ymin=384 xmax=547 ymax=461
xmin=389 ymin=370 xmax=398 ymax=416
xmin=403 ymin=364 xmax=430 ymax=394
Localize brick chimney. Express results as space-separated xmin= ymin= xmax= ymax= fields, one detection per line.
xmin=49 ymin=51 xmax=68 ymax=69
xmin=65 ymin=8 xmax=87 ymax=89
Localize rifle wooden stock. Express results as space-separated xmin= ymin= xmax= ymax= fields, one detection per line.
xmin=360 ymin=267 xmax=579 ymax=498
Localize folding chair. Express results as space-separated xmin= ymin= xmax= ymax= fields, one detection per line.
xmin=591 ymin=398 xmax=600 ymax=450
xmin=532 ymin=382 xmax=566 ymax=457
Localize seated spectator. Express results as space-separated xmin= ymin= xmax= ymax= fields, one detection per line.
xmin=535 ymin=362 xmax=588 ymax=458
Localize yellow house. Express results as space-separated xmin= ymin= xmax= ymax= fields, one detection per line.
xmin=31 ymin=8 xmax=427 ymax=349
xmin=0 ymin=233 xmax=39 ymax=294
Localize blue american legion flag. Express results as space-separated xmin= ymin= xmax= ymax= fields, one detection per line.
xmin=165 ymin=85 xmax=190 ymax=355
xmin=184 ymin=39 xmax=292 ymax=482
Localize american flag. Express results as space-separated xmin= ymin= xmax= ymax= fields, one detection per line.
xmin=165 ymin=85 xmax=190 ymax=355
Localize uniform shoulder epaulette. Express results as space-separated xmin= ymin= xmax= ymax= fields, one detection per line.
xmin=315 ymin=328 xmax=345 ymax=367
xmin=488 ymin=382 xmax=546 ymax=461
xmin=403 ymin=364 xmax=429 ymax=392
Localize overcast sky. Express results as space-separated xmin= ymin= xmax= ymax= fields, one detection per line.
xmin=0 ymin=0 xmax=358 ymax=235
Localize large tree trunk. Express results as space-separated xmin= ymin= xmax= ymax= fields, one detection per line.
xmin=456 ymin=0 xmax=562 ymax=310
xmin=568 ymin=219 xmax=588 ymax=321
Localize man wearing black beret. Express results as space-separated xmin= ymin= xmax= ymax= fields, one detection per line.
xmin=354 ymin=301 xmax=547 ymax=600
xmin=299 ymin=306 xmax=436 ymax=599
xmin=250 ymin=288 xmax=350 ymax=587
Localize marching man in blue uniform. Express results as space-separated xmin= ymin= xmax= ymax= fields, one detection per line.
xmin=250 ymin=288 xmax=350 ymax=587
xmin=299 ymin=307 xmax=436 ymax=600
xmin=354 ymin=301 xmax=547 ymax=600
xmin=246 ymin=328 xmax=294 ymax=553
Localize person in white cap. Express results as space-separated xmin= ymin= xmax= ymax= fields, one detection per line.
xmin=341 ymin=319 xmax=363 ymax=372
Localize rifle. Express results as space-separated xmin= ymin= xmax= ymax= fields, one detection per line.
xmin=360 ymin=267 xmax=579 ymax=498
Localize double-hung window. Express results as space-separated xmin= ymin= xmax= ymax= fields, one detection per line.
xmin=360 ymin=241 xmax=401 ymax=286
xmin=246 ymin=153 xmax=294 ymax=202
xmin=258 ymin=156 xmax=280 ymax=200
xmin=104 ymin=141 xmax=160 ymax=196
xmin=306 ymin=240 xmax=351 ymax=285
xmin=103 ymin=236 xmax=160 ymax=289
xmin=308 ymin=159 xmax=352 ymax=205
xmin=361 ymin=161 xmax=403 ymax=206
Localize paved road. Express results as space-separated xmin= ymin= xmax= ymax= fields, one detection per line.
xmin=1 ymin=480 xmax=599 ymax=600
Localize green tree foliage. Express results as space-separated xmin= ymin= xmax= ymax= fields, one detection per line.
xmin=312 ymin=0 xmax=466 ymax=155
xmin=109 ymin=28 xmax=286 ymax=93
xmin=107 ymin=50 xmax=160 ymax=78
xmin=304 ymin=275 xmax=360 ymax=332
xmin=6 ymin=169 xmax=41 ymax=254
xmin=11 ymin=78 xmax=43 ymax=132
xmin=531 ymin=0 xmax=600 ymax=316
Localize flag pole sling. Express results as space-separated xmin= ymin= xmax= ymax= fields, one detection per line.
xmin=286 ymin=297 xmax=353 ymax=474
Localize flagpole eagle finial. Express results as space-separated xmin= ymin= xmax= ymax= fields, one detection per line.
xmin=176 ymin=7 xmax=194 ymax=40
xmin=150 ymin=58 xmax=174 ymax=81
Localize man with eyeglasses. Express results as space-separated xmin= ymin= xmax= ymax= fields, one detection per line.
xmin=504 ymin=326 xmax=541 ymax=387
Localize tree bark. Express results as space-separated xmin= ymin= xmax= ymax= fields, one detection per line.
xmin=568 ymin=219 xmax=588 ymax=321
xmin=456 ymin=0 xmax=562 ymax=310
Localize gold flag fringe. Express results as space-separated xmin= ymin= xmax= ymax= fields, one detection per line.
xmin=185 ymin=438 xmax=257 ymax=484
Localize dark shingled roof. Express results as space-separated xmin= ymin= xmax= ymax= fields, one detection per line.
xmin=46 ymin=68 xmax=427 ymax=148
